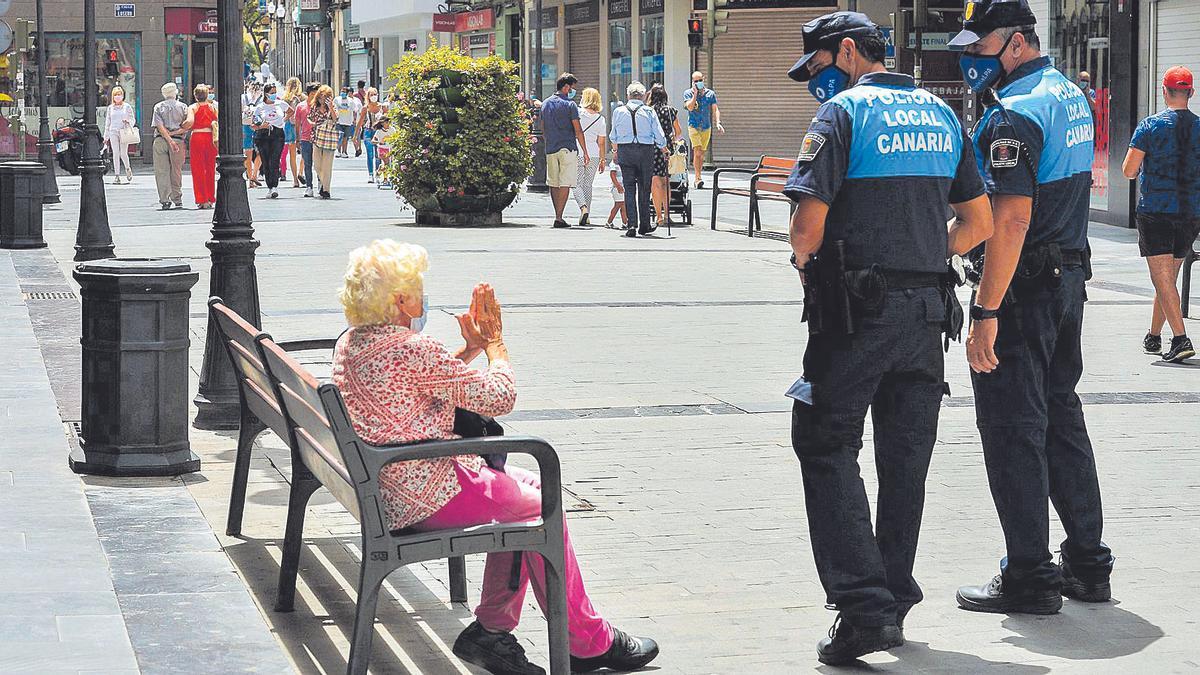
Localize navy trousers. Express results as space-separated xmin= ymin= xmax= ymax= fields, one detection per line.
xmin=792 ymin=288 xmax=946 ymax=626
xmin=971 ymin=266 xmax=1112 ymax=590
xmin=617 ymin=143 xmax=655 ymax=229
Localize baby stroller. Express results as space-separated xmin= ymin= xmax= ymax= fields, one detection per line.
xmin=652 ymin=142 xmax=694 ymax=233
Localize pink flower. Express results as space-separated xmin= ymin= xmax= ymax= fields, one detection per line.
xmin=422 ymin=148 xmax=430 ymax=155
xmin=502 ymin=136 xmax=511 ymax=142
xmin=447 ymin=186 xmax=456 ymax=193
xmin=399 ymin=164 xmax=407 ymax=171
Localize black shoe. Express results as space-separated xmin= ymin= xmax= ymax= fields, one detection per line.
xmin=160 ymin=202 xmax=171 ymax=210
xmin=816 ymin=614 xmax=904 ymax=666
xmin=578 ymin=211 xmax=589 ymax=227
xmin=956 ymin=574 xmax=1062 ymax=614
xmin=173 ymin=202 xmax=183 ymax=210
xmin=1143 ymin=333 xmax=1162 ymax=355
xmin=570 ymin=627 xmax=659 ymax=673
xmin=452 ymin=622 xmax=545 ymax=675
xmin=638 ymin=223 xmax=656 ymax=236
xmin=319 ymin=190 xmax=331 ymax=200
xmin=552 ymin=219 xmax=571 ymax=228
xmin=1059 ymin=556 xmax=1112 ymax=602
xmin=695 ymin=179 xmax=705 ymax=189
xmin=1164 ymin=335 xmax=1195 ymax=363
xmin=624 ymin=227 xmax=637 ymax=238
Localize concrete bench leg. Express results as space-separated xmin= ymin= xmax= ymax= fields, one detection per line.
xmin=226 ymin=414 xmax=266 ymax=537
xmin=274 ymin=473 xmax=321 ymax=612
xmin=449 ymin=556 xmax=468 ymax=604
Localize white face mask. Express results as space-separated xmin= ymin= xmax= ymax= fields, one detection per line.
xmin=409 ymin=295 xmax=430 ymax=332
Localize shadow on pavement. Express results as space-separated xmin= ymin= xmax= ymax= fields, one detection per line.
xmin=816 ymin=641 xmax=1052 ymax=673
xmin=1000 ymin=602 xmax=1164 ymax=660
xmin=223 ymin=534 xmax=478 ymax=674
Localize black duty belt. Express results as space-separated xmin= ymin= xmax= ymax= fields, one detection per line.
xmin=882 ymin=270 xmax=944 ymax=289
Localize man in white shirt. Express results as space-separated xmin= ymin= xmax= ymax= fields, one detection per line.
xmin=335 ymin=88 xmax=356 ymax=157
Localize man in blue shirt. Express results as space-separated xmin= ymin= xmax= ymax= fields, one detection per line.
xmin=1121 ymin=65 xmax=1198 ymax=363
xmin=682 ymin=71 xmax=723 ymax=189
xmin=784 ymin=11 xmax=992 ymax=665
xmin=609 ymin=81 xmax=667 ymax=237
xmin=539 ymin=73 xmax=590 ymax=228
xmin=950 ymin=0 xmax=1115 ymax=616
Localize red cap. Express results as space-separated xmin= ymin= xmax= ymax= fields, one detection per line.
xmin=1163 ymin=66 xmax=1194 ymax=91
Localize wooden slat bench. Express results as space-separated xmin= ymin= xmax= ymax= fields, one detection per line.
xmin=255 ymin=328 xmax=572 ymax=675
xmin=709 ymin=155 xmax=799 ymax=236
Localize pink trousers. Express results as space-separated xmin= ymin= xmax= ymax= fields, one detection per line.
xmin=412 ymin=463 xmax=614 ymax=658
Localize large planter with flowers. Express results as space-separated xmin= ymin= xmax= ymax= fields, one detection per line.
xmin=380 ymin=47 xmax=533 ymax=226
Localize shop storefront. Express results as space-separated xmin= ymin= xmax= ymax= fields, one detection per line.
xmin=166 ymin=8 xmax=218 ymax=99
xmin=451 ymin=9 xmax=498 ymax=59
xmin=565 ymin=1 xmax=601 ymax=93
xmin=639 ymin=0 xmax=665 ymax=86
xmin=529 ymin=6 xmax=562 ymax=97
xmin=608 ymin=0 xmax=634 ymax=105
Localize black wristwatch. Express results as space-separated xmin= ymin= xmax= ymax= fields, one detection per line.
xmin=970 ymin=304 xmax=1001 ymax=321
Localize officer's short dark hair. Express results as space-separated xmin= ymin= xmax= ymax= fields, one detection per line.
xmin=556 ymin=73 xmax=578 ymax=91
xmin=1000 ymin=25 xmax=1041 ymax=50
xmin=844 ymin=32 xmax=887 ymax=65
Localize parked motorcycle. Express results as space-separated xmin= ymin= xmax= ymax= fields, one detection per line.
xmin=52 ymin=116 xmax=113 ymax=176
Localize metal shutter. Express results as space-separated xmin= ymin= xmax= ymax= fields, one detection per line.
xmin=349 ymin=53 xmax=370 ymax=88
xmin=1154 ymin=1 xmax=1200 ymax=110
xmin=568 ymin=26 xmax=601 ymax=93
xmin=702 ymin=7 xmax=834 ymax=166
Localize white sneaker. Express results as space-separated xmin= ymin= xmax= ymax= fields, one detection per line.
xmin=304 ymin=187 xmax=313 ymax=197
xmin=269 ymin=189 xmax=278 ymax=198
xmin=112 ymin=177 xmax=122 ymax=185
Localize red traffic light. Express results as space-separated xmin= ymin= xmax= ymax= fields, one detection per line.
xmin=105 ymin=50 xmax=119 ymax=62
xmin=687 ymin=18 xmax=702 ymax=34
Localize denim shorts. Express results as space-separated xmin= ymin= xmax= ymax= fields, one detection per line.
xmin=242 ymin=124 xmax=254 ymax=151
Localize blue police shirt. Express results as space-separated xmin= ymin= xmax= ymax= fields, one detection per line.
xmin=784 ymin=72 xmax=985 ymax=274
xmin=971 ymin=57 xmax=1094 ymax=251
xmin=540 ymin=93 xmax=581 ymax=155
xmin=683 ymin=88 xmax=717 ymax=131
xmin=1129 ymin=108 xmax=1200 ymax=215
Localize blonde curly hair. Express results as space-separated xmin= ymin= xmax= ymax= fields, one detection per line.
xmin=339 ymin=240 xmax=428 ymax=327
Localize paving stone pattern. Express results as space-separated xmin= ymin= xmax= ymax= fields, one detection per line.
xmin=25 ymin=158 xmax=1200 ymax=673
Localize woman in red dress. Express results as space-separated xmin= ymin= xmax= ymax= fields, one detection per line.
xmin=185 ymin=84 xmax=218 ymax=209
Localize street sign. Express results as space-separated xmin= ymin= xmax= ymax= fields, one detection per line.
xmin=906 ymin=32 xmax=950 ymax=51
xmin=882 ymin=27 xmax=894 ymax=58
xmin=299 ymin=0 xmax=320 ymax=9
xmin=885 ymin=57 xmax=896 ymax=70
xmin=114 ymin=3 xmax=135 ymax=18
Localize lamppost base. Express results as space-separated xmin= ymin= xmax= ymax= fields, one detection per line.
xmin=191 ymin=392 xmax=243 ymax=430
xmin=69 ymin=443 xmax=201 ymax=476
xmin=37 ymin=141 xmax=60 ymax=204
xmin=74 ymin=157 xmax=115 ymax=262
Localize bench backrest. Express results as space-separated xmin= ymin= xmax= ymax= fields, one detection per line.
xmin=753 ymin=156 xmax=796 ymax=195
xmin=258 ymin=337 xmax=390 ymax=540
xmin=209 ymin=299 xmax=289 ymax=440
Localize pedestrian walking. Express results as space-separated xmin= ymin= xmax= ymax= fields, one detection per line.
xmin=1121 ymin=65 xmax=1199 ymax=363
xmin=295 ymin=82 xmax=318 ymax=197
xmin=949 ymin=0 xmax=1116 ymax=615
xmin=241 ymin=80 xmax=263 ymax=188
xmin=682 ymin=71 xmax=723 ymax=189
xmin=783 ymin=11 xmax=993 ymax=665
xmin=104 ymin=85 xmax=135 ymax=185
xmin=648 ymin=84 xmax=682 ymax=230
xmin=280 ymin=76 xmax=304 ymax=188
xmin=308 ymin=84 xmax=338 ymax=199
xmin=353 ymin=79 xmax=367 ymax=104
xmin=540 ymin=73 xmax=590 ymax=228
xmin=184 ymin=84 xmax=218 ymax=209
xmin=573 ymin=87 xmax=607 ymax=226
xmin=252 ymin=82 xmax=290 ymax=199
xmin=151 ymin=82 xmax=188 ymax=210
xmin=606 ymin=161 xmax=628 ymax=229
xmin=356 ymin=87 xmax=385 ymax=183
xmin=335 ymin=87 xmax=357 ymax=158
xmin=609 ymin=81 xmax=666 ymax=237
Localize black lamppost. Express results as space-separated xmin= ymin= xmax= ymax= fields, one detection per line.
xmin=34 ymin=0 xmax=60 ymax=204
xmin=73 ymin=0 xmax=115 ymax=261
xmin=193 ymin=0 xmax=261 ymax=430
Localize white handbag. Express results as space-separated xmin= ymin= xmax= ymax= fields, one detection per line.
xmin=119 ymin=125 xmax=141 ymax=146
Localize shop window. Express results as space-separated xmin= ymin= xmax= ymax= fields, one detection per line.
xmin=639 ymin=16 xmax=664 ymax=86
xmin=1049 ymin=0 xmax=1109 ymax=210
xmin=608 ymin=20 xmax=631 ymax=107
xmin=529 ymin=28 xmax=559 ymax=98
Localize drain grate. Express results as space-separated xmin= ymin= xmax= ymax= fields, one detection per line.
xmin=23 ymin=291 xmax=77 ymax=300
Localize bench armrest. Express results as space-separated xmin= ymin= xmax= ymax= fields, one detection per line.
xmin=711 ymin=167 xmax=756 ymax=193
xmin=363 ymin=436 xmax=563 ymax=526
xmin=748 ymin=171 xmax=792 ymax=194
xmin=277 ymin=338 xmax=338 ymax=353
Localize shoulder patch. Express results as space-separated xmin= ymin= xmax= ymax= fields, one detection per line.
xmin=798 ymin=133 xmax=827 ymax=162
xmin=990 ymin=138 xmax=1021 ymax=169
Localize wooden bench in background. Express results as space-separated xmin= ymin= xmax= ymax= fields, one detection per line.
xmin=709 ymin=155 xmax=798 ymax=237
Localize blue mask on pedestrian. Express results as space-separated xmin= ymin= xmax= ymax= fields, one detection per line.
xmin=808 ymin=54 xmax=851 ymax=104
xmin=409 ymin=295 xmax=430 ymax=333
xmin=567 ymin=89 xmax=577 ymax=100
xmin=958 ymin=32 xmax=1016 ymax=93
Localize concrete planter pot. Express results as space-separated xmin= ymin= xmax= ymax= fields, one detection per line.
xmin=410 ymin=191 xmax=518 ymax=227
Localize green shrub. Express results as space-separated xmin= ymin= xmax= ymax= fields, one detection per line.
xmin=380 ymin=46 xmax=533 ymax=207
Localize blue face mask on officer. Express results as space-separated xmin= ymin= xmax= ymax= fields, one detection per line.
xmin=786 ymin=12 xmax=879 ymax=103
xmin=958 ymin=30 xmax=1017 ymax=93
xmin=808 ymin=51 xmax=853 ymax=104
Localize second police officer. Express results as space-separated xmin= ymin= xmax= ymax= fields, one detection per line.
xmin=783 ymin=11 xmax=994 ymax=665
xmin=949 ymin=0 xmax=1117 ymax=614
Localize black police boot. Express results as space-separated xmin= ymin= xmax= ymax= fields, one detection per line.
xmin=816 ymin=614 xmax=904 ymax=666
xmin=452 ymin=622 xmax=545 ymax=675
xmin=956 ymin=574 xmax=1062 ymax=615
xmin=1059 ymin=554 xmax=1112 ymax=603
xmin=570 ymin=627 xmax=659 ymax=673
xmin=1143 ymin=332 xmax=1162 ymax=355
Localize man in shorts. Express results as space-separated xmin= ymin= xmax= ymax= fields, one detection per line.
xmin=539 ymin=73 xmax=590 ymax=228
xmin=1122 ymin=65 xmax=1199 ymax=363
xmin=334 ymin=87 xmax=357 ymax=158
xmin=682 ymin=71 xmax=723 ymax=189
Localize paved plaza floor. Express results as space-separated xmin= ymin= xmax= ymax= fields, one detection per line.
xmin=2 ymin=155 xmax=1198 ymax=673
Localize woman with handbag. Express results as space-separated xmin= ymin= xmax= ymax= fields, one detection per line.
xmin=184 ymin=84 xmax=219 ymax=209
xmin=307 ymin=84 xmax=338 ymax=199
xmin=573 ymin=88 xmax=608 ymax=226
xmin=104 ymin=85 xmax=136 ymax=184
xmin=648 ymin=84 xmax=683 ymax=230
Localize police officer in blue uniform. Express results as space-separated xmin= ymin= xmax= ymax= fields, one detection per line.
xmin=949 ymin=0 xmax=1116 ymax=614
xmin=784 ymin=11 xmax=994 ymax=665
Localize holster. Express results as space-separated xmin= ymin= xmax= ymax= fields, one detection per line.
xmin=803 ymin=242 xmax=856 ymax=336
xmin=1015 ymin=242 xmax=1064 ymax=291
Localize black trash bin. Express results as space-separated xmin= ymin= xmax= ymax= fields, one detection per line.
xmin=70 ymin=259 xmax=202 ymax=476
xmin=0 ymin=160 xmax=48 ymax=249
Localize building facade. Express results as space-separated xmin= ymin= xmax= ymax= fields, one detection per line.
xmin=0 ymin=0 xmax=218 ymax=160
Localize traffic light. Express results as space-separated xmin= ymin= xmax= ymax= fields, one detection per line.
xmin=15 ymin=19 xmax=34 ymax=54
xmin=104 ymin=49 xmax=119 ymax=77
xmin=687 ymin=18 xmax=703 ymax=48
xmin=705 ymin=0 xmax=729 ymax=40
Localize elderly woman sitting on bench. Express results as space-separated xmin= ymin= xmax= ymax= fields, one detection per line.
xmin=331 ymin=240 xmax=659 ymax=675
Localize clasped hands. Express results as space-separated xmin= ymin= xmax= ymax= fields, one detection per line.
xmin=458 ymin=283 xmax=504 ymax=353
